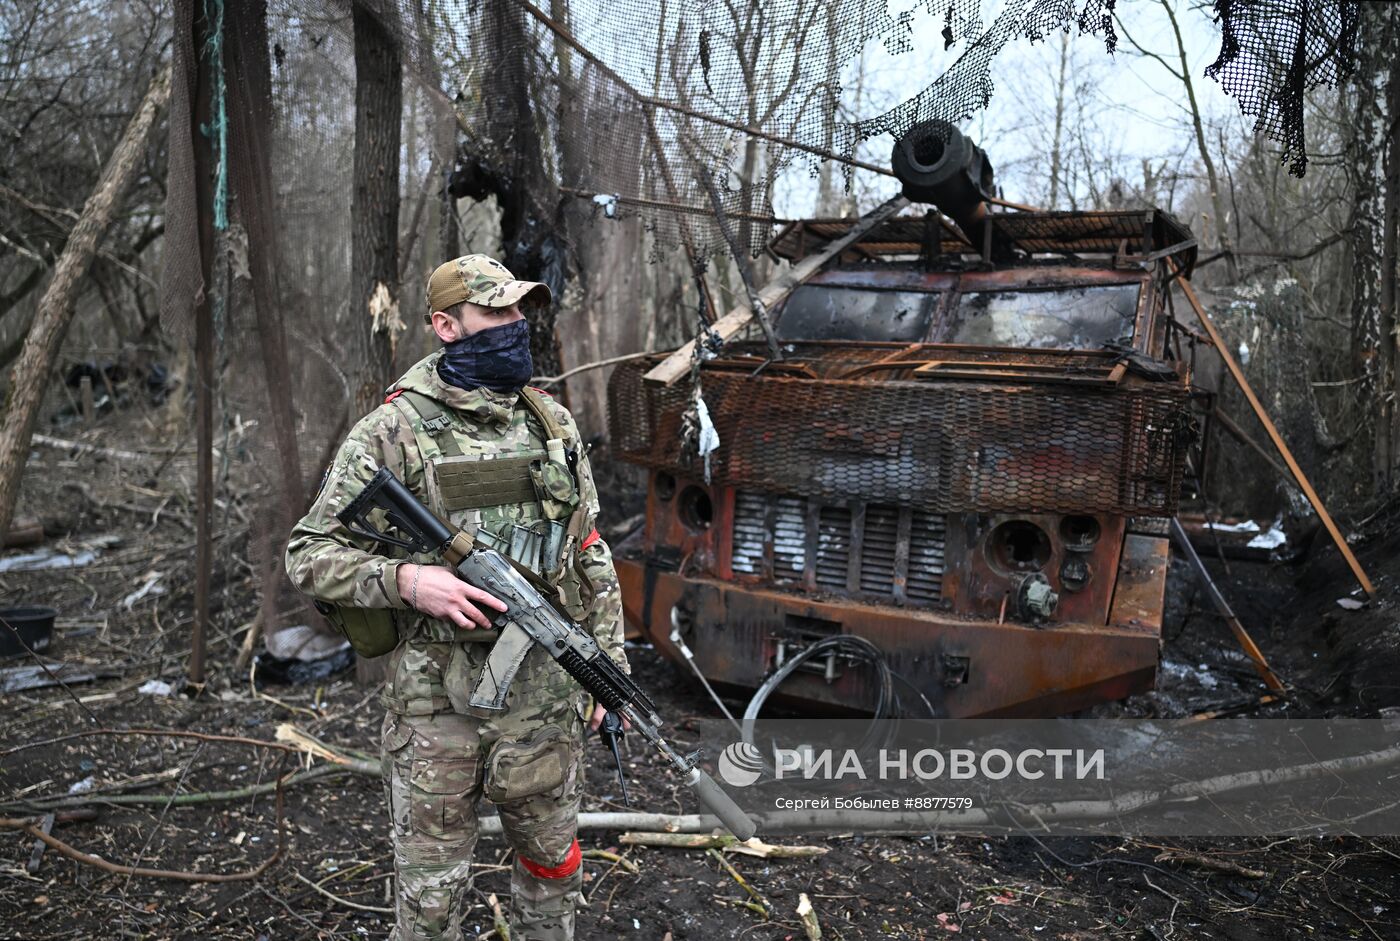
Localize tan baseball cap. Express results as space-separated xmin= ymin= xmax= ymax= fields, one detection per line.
xmin=425 ymin=253 xmax=552 ymax=323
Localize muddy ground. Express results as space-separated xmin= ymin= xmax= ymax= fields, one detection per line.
xmin=2 ymin=407 xmax=1399 ymax=940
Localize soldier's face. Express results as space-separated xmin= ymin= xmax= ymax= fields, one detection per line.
xmin=432 ymin=301 xmax=524 ymax=343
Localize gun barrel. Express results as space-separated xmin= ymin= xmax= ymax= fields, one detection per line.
xmin=623 ymin=703 xmax=758 ymax=840
xmin=891 ymin=119 xmax=1011 ymax=259
xmin=685 ymin=767 xmax=757 ymax=841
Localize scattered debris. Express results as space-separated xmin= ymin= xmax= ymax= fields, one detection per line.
xmin=0 ymin=662 xmax=102 ymax=693
xmin=0 ymin=547 xmax=99 ymax=573
xmin=253 ymin=645 xmax=354 ymax=687
xmin=264 ymin=624 xmax=350 ymax=662
xmin=25 ymin=813 xmax=55 ymax=874
xmin=122 ymin=571 xmax=166 ymax=609
xmin=137 ymin=679 xmax=174 ymax=696
xmin=591 ymin=192 xmax=619 ymax=218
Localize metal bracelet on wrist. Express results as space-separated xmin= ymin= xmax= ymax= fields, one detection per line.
xmin=410 ymin=563 xmax=422 ymax=610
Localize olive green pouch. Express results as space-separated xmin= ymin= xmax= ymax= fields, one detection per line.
xmin=483 ymin=725 xmax=574 ymax=804
xmin=315 ymin=601 xmax=398 ymax=658
xmin=528 ymin=459 xmax=579 ymax=520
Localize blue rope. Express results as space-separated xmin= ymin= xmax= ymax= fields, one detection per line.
xmin=200 ymin=0 xmax=229 ymax=231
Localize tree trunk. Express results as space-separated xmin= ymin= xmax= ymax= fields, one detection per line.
xmin=1381 ymin=16 xmax=1400 ymax=487
xmin=352 ymin=2 xmax=404 ymax=686
xmin=0 ymin=64 xmax=171 ymax=538
xmin=352 ymin=1 xmax=402 ymax=413
xmin=484 ymin=0 xmax=564 ymax=377
xmin=1161 ymin=0 xmax=1237 ymax=278
xmin=1049 ymin=31 xmax=1069 ymax=210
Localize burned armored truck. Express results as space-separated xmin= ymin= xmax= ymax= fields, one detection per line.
xmin=606 ymin=123 xmax=1196 ymax=718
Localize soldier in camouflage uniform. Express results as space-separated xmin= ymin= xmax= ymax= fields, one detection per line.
xmin=286 ymin=254 xmax=628 ymax=941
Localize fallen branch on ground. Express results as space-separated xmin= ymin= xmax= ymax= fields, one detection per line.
xmin=1 ymin=764 xmax=348 ymax=813
xmin=275 ymin=723 xmax=378 ymax=773
xmin=292 ymin=871 xmax=394 ymax=914
xmin=1 ymin=726 xmax=306 ymax=759
xmin=487 ymin=892 xmax=510 ymax=940
xmin=707 ymin=847 xmax=770 ymax=918
xmin=1153 ymin=850 xmax=1267 ymax=878
xmin=797 ymin=893 xmax=822 ymax=940
xmin=581 ymin=848 xmax=639 ymax=873
xmin=0 ymin=774 xmax=288 ymax=882
xmin=618 ymin=832 xmax=827 ymax=857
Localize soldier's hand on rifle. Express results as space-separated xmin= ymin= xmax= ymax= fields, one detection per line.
xmin=397 ymin=564 xmax=508 ymax=629
xmin=589 ymin=703 xmax=632 ymax=732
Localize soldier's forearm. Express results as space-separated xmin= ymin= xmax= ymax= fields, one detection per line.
xmin=583 ymin=583 xmax=628 ymax=673
xmin=285 ymin=532 xmax=410 ymax=609
xmin=578 ymin=536 xmax=628 ymax=673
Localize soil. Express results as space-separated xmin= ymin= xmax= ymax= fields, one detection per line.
xmin=2 ymin=405 xmax=1399 ymax=941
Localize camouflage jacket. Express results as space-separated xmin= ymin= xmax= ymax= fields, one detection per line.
xmin=285 ymin=350 xmax=627 ymax=717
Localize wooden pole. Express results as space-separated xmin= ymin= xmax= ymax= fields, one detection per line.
xmin=0 ymin=65 xmax=171 ymax=537
xmin=1173 ymin=268 xmax=1376 ymax=598
xmin=78 ymin=376 xmax=94 ymax=423
xmin=643 ymin=195 xmax=909 ymax=386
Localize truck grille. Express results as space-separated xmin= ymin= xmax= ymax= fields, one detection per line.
xmin=730 ymin=491 xmax=944 ymax=604
xmin=609 ymin=355 xmax=1190 ymax=517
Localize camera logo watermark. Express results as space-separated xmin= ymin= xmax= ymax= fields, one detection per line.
xmin=717 ymin=741 xmax=766 ymax=787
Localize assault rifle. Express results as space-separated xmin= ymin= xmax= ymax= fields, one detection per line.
xmin=338 ymin=467 xmax=756 ymax=841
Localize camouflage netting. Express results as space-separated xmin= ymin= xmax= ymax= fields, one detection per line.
xmin=155 ymin=0 xmax=1361 ymax=643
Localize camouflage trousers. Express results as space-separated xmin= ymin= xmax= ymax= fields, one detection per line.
xmin=380 ymin=703 xmax=586 ymax=941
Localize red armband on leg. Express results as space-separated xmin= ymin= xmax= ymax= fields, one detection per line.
xmin=518 ymin=838 xmax=581 ymax=879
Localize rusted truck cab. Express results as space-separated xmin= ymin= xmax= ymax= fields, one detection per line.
xmin=607 ymin=127 xmax=1196 ymax=718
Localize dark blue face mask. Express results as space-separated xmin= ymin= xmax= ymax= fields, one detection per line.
xmin=437 ymin=318 xmax=533 ymax=393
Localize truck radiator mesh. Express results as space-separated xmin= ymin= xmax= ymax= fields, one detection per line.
xmin=814 ymin=504 xmax=851 ymax=592
xmin=730 ymin=491 xmax=944 ymax=604
xmin=610 ymin=361 xmax=1190 ymax=516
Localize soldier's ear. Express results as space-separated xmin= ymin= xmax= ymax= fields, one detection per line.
xmin=430 ymin=308 xmax=461 ymax=343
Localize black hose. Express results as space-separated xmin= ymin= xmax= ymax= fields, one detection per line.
xmin=741 ymin=634 xmax=898 ymax=760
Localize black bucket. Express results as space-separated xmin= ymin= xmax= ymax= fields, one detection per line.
xmin=0 ymin=605 xmax=56 ymax=658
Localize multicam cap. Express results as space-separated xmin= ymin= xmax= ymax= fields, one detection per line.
xmin=425 ymin=254 xmax=552 ymax=323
